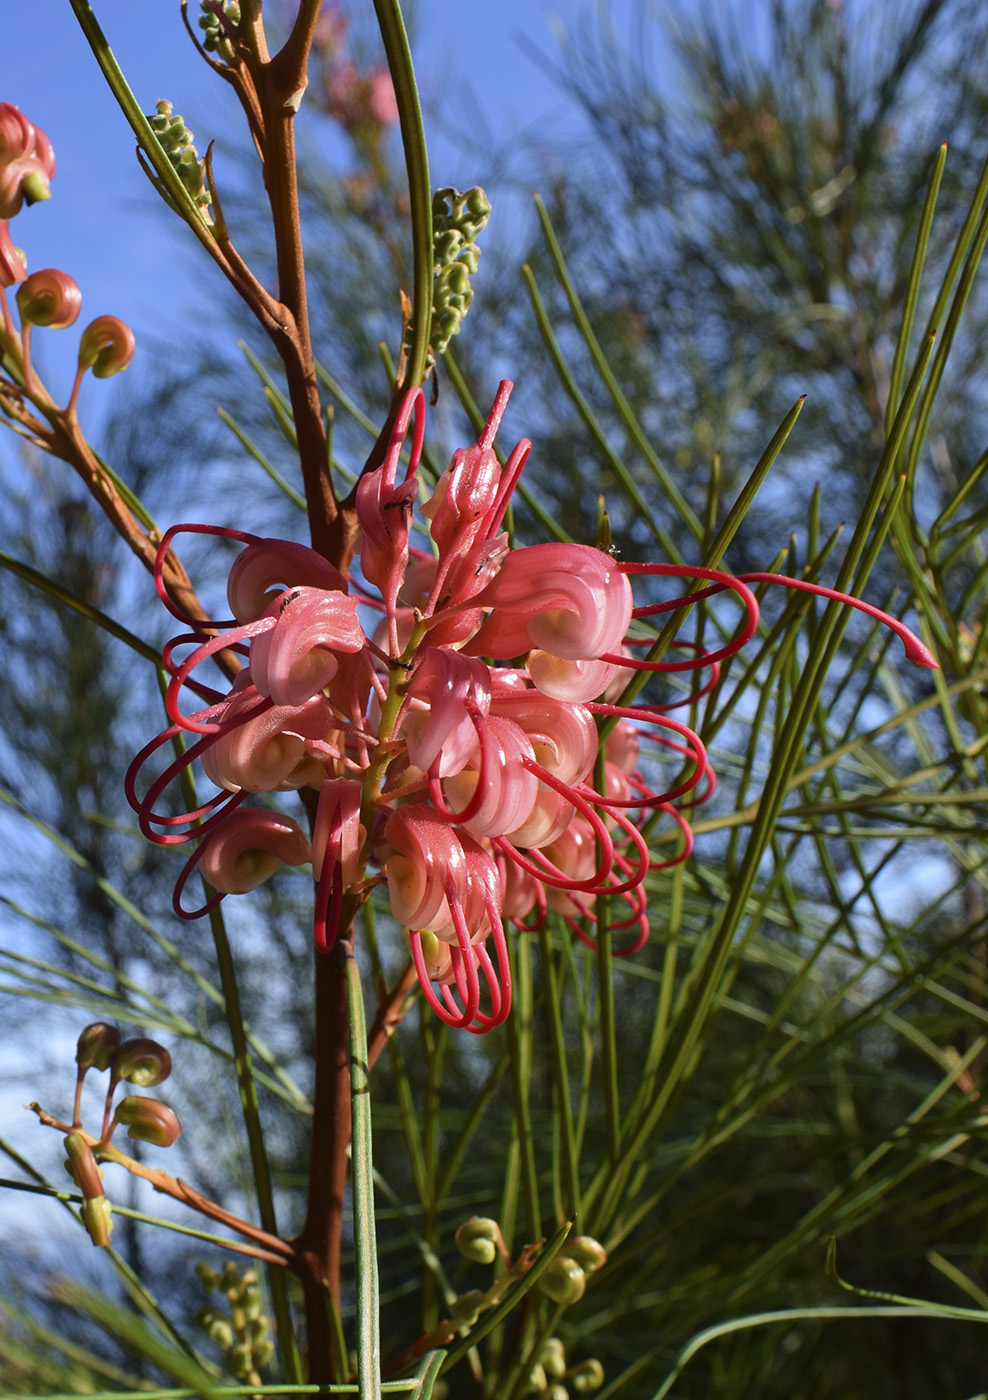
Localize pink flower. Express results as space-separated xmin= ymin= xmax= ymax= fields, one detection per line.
xmin=129 ymin=379 xmax=937 ymax=1033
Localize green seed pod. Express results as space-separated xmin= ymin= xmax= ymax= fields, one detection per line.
xmin=195 ymin=1262 xmax=219 ymax=1292
xmin=537 ymin=1256 xmax=586 ymax=1306
xmin=570 ymin=1359 xmax=605 ymax=1393
xmin=219 ymin=1261 xmax=242 ymax=1294
xmin=455 ymin=1216 xmax=502 ymax=1265
xmin=540 ymin=1337 xmax=566 ymax=1378
xmin=566 ymin=1237 xmax=607 ymax=1275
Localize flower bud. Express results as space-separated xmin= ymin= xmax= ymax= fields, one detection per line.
xmin=112 ymin=1095 xmax=182 ymax=1147
xmin=450 ymin=1290 xmax=486 ymax=1325
xmin=537 ymin=1256 xmax=586 ymax=1305
xmin=78 ymin=315 xmax=135 ymax=378
xmin=196 ymin=1306 xmax=236 ymax=1348
xmin=253 ymin=1338 xmax=274 ymax=1368
xmin=540 ymin=1337 xmax=566 ymax=1378
xmin=81 ymin=1195 xmax=113 ymax=1248
xmin=455 ymin=1216 xmax=502 ymax=1265
xmin=76 ymin=1023 xmax=121 ymax=1073
xmin=228 ymin=1342 xmax=253 ymax=1377
xmin=16 ymin=268 xmax=81 ymax=328
xmin=64 ymin=1132 xmax=104 ymax=1198
xmin=0 ymin=221 xmax=25 ymax=288
xmin=565 ymin=1236 xmax=607 ymax=1275
xmin=570 ymin=1359 xmax=605 ymax=1393
xmin=527 ymin=1364 xmax=547 ymax=1393
xmin=196 ymin=1262 xmax=220 ymax=1292
xmin=112 ymin=1038 xmax=172 ymax=1087
xmin=547 ymin=1387 xmax=568 ymax=1400
xmin=220 ymin=1261 xmax=242 ymax=1294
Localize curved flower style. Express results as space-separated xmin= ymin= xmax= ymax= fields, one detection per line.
xmin=128 ymin=382 xmax=937 ymax=1033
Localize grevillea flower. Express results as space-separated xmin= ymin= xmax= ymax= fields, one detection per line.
xmin=128 ymin=382 xmax=937 ymax=1032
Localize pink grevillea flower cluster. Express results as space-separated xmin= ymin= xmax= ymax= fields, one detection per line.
xmin=128 ymin=383 xmax=937 ymax=1033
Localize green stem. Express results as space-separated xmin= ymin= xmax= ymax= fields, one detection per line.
xmin=372 ymin=0 xmax=433 ymax=390
xmin=346 ymin=945 xmax=381 ymax=1400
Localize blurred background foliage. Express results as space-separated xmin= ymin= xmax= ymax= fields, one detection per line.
xmin=3 ymin=0 xmax=988 ymax=1396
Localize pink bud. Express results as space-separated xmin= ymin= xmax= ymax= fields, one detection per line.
xmin=401 ymin=648 xmax=491 ymax=777
xmin=355 ymin=388 xmax=424 ymax=626
xmin=248 ymin=587 xmax=365 ymax=706
xmin=201 ymin=689 xmax=333 ymax=792
xmin=384 ymin=805 xmax=465 ymax=931
xmin=77 ymin=315 xmax=135 ymax=377
xmin=227 ymin=538 xmax=348 ymax=623
xmin=469 ymin=544 xmax=633 ymax=661
xmin=197 ymin=807 xmax=312 ymax=894
xmin=76 ymin=1022 xmax=121 ymax=1073
xmin=112 ymin=1038 xmax=172 ymax=1088
xmin=16 ymin=268 xmax=81 ymax=328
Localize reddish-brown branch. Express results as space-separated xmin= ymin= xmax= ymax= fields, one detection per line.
xmin=291 ymin=940 xmax=352 ymax=1383
xmin=29 ymin=1103 xmax=291 ymax=1262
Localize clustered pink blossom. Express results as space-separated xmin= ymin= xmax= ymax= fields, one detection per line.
xmin=128 ymin=382 xmax=936 ymax=1033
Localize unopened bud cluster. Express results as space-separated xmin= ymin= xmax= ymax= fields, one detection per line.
xmin=148 ymin=101 xmax=212 ymax=220
xmin=430 ymin=186 xmax=492 ymax=353
xmin=198 ymin=0 xmax=241 ymax=60
xmin=537 ymin=1235 xmax=607 ymax=1308
xmin=196 ymin=1261 xmax=273 ymax=1382
xmin=526 ymin=1337 xmax=605 ymax=1398
xmin=0 ymin=102 xmax=135 ymax=415
xmin=64 ymin=1024 xmax=179 ymax=1246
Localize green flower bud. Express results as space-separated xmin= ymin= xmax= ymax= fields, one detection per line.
xmin=112 ymin=1038 xmax=172 ymax=1087
xmin=540 ymin=1337 xmax=566 ymax=1378
xmin=196 ymin=1306 xmax=236 ymax=1349
xmin=112 ymin=1094 xmax=182 ymax=1147
xmin=450 ymin=1289 xmax=486 ymax=1325
xmin=537 ymin=1256 xmax=586 ymax=1306
xmin=566 ymin=1236 xmax=607 ymax=1275
xmin=252 ymin=1338 xmax=274 ymax=1369
xmin=147 ymin=100 xmax=212 ymax=218
xmin=570 ymin=1359 xmax=605 ymax=1392
xmin=195 ymin=1262 xmax=220 ymax=1292
xmin=219 ymin=1261 xmax=242 ymax=1294
xmin=81 ymin=1195 xmax=113 ymax=1248
xmin=228 ymin=1341 xmax=253 ymax=1377
xmin=76 ymin=1023 xmax=120 ymax=1072
xmin=526 ymin=1363 xmax=547 ymax=1394
xmin=455 ymin=1216 xmax=502 ymax=1265
xmin=547 ymin=1387 xmax=568 ymax=1400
